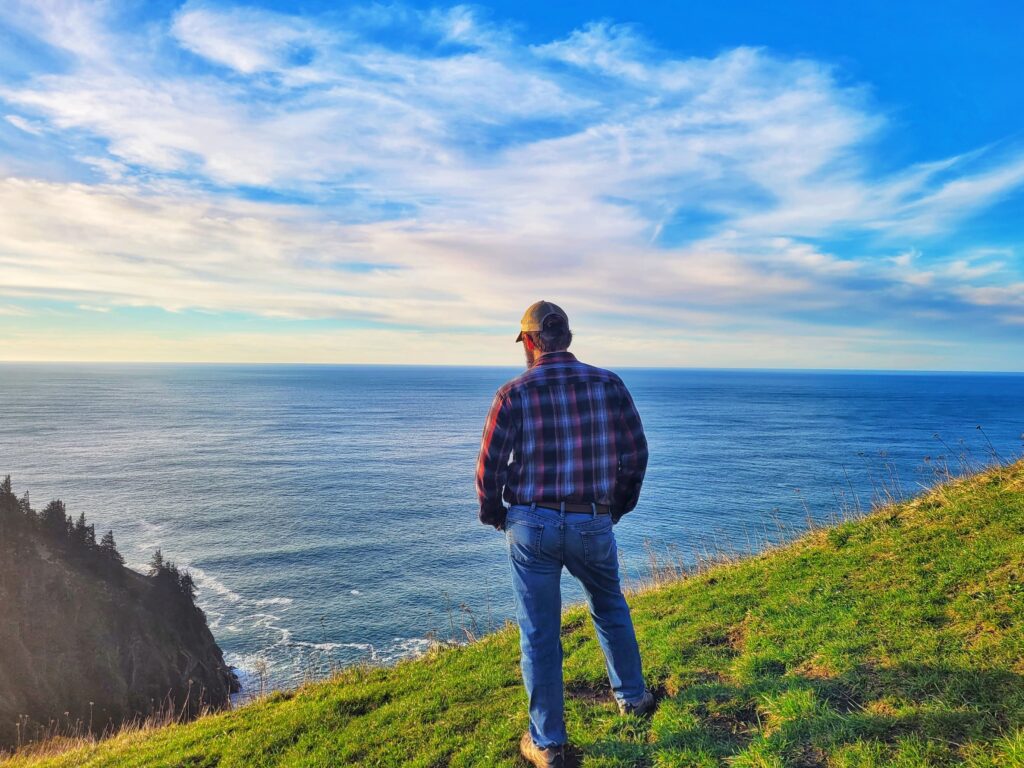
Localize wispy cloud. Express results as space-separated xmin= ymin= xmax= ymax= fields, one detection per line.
xmin=4 ymin=113 xmax=44 ymax=135
xmin=0 ymin=1 xmax=1022 ymax=365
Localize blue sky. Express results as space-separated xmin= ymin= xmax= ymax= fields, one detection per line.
xmin=0 ymin=1 xmax=1022 ymax=368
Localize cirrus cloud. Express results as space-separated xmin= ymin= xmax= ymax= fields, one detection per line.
xmin=0 ymin=1 xmax=1022 ymax=367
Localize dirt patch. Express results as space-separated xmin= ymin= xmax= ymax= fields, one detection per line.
xmin=565 ymin=680 xmax=612 ymax=705
xmin=791 ymin=656 xmax=838 ymax=681
xmin=694 ymin=624 xmax=745 ymax=657
xmin=863 ymin=698 xmax=899 ymax=717
xmin=560 ymin=617 xmax=587 ymax=636
xmin=818 ymin=682 xmax=861 ymax=715
xmin=851 ymin=661 xmax=883 ymax=698
xmin=697 ymin=631 xmax=731 ymax=648
xmin=694 ymin=698 xmax=759 ymax=742
xmin=789 ymin=744 xmax=828 ymax=767
xmin=727 ymin=624 xmax=747 ymax=652
xmin=665 ymin=671 xmax=725 ymax=696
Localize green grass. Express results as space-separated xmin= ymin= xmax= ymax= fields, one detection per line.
xmin=6 ymin=462 xmax=1024 ymax=767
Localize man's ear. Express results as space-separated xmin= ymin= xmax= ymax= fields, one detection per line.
xmin=522 ymin=334 xmax=534 ymax=350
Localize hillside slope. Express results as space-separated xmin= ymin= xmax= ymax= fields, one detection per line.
xmin=6 ymin=462 xmax=1024 ymax=767
xmin=0 ymin=480 xmax=237 ymax=750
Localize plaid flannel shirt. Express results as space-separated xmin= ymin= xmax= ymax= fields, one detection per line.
xmin=475 ymin=351 xmax=648 ymax=528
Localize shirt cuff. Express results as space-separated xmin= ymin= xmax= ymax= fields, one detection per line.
xmin=478 ymin=500 xmax=507 ymax=530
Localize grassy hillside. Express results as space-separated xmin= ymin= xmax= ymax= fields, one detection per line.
xmin=6 ymin=462 xmax=1024 ymax=768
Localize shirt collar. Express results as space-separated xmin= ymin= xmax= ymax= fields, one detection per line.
xmin=533 ymin=350 xmax=577 ymax=366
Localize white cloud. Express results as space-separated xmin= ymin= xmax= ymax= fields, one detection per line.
xmin=171 ymin=3 xmax=330 ymax=75
xmin=875 ymin=154 xmax=1024 ymax=235
xmin=944 ymin=257 xmax=1005 ymax=280
xmin=0 ymin=2 xmax=1022 ymax=365
xmin=956 ymin=283 xmax=1024 ymax=308
xmin=0 ymin=0 xmax=112 ymax=60
xmin=0 ymin=177 xmax=841 ymax=328
xmin=533 ymin=21 xmax=655 ymax=82
xmin=4 ymin=113 xmax=43 ymax=134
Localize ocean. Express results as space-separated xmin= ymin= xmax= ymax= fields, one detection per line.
xmin=1 ymin=364 xmax=1021 ymax=694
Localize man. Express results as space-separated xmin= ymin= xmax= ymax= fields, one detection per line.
xmin=476 ymin=300 xmax=655 ymax=768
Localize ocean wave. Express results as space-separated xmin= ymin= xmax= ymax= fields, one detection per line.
xmin=187 ymin=565 xmax=243 ymax=603
xmin=291 ymin=640 xmax=374 ymax=652
xmin=225 ymin=634 xmax=435 ymax=697
xmin=378 ymin=637 xmax=432 ymax=662
xmin=123 ymin=522 xmax=428 ymax=695
xmin=255 ymin=597 xmax=294 ymax=606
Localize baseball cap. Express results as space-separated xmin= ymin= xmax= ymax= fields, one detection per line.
xmin=516 ymin=300 xmax=570 ymax=342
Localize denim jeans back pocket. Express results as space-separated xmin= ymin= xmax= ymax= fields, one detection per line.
xmin=506 ymin=518 xmax=544 ymax=564
xmin=581 ymin=524 xmax=616 ymax=566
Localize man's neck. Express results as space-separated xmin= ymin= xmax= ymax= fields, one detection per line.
xmin=530 ymin=349 xmax=575 ymax=368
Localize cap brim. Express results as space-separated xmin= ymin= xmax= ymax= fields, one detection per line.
xmin=515 ymin=331 xmax=524 ymax=342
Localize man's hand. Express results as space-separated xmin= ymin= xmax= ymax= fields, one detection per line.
xmin=479 ymin=499 xmax=507 ymax=531
xmin=612 ymin=484 xmax=634 ymax=521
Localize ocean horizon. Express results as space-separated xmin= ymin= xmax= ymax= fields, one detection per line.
xmin=6 ymin=362 xmax=1024 ymax=373
xmin=2 ymin=362 xmax=1022 ymax=695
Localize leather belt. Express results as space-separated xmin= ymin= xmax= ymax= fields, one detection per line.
xmin=534 ymin=501 xmax=611 ymax=515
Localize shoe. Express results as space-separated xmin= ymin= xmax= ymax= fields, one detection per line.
xmin=519 ymin=732 xmax=565 ymax=768
xmin=618 ymin=688 xmax=656 ymax=717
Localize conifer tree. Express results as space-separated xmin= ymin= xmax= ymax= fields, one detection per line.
xmin=73 ymin=512 xmax=96 ymax=549
xmin=99 ymin=530 xmax=125 ymax=566
xmin=148 ymin=548 xmax=165 ymax=576
xmin=40 ymin=500 xmax=69 ymax=540
xmin=178 ymin=570 xmax=197 ymax=601
xmin=0 ymin=477 xmax=15 ymax=522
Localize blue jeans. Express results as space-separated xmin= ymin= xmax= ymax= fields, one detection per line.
xmin=505 ymin=503 xmax=647 ymax=748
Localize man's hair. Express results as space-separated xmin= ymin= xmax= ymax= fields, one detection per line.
xmin=526 ymin=316 xmax=572 ymax=353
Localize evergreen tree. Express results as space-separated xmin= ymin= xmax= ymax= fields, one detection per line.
xmin=19 ymin=491 xmax=32 ymax=518
xmin=99 ymin=530 xmax=125 ymax=566
xmin=0 ymin=479 xmax=30 ymax=547
xmin=148 ymin=548 xmax=165 ymax=576
xmin=178 ymin=570 xmax=197 ymax=601
xmin=72 ymin=512 xmax=96 ymax=549
xmin=40 ymin=500 xmax=69 ymax=540
xmin=0 ymin=477 xmax=16 ymax=522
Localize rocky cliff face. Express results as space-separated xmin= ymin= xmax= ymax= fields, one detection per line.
xmin=0 ymin=478 xmax=238 ymax=748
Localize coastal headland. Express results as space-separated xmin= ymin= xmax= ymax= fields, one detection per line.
xmin=3 ymin=462 xmax=1022 ymax=767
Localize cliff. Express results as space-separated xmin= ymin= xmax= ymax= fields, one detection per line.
xmin=5 ymin=462 xmax=1024 ymax=767
xmin=0 ymin=478 xmax=237 ymax=749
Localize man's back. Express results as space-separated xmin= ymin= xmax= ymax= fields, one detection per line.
xmin=476 ymin=350 xmax=648 ymax=523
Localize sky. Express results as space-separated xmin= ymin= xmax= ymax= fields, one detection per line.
xmin=0 ymin=1 xmax=1023 ymax=369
